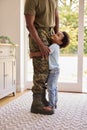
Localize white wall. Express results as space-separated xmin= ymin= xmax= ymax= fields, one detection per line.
xmin=0 ymin=0 xmax=20 ymax=43
xmin=0 ymin=0 xmax=25 ymax=92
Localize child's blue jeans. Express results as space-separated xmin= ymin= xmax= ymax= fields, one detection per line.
xmin=47 ymin=68 xmax=60 ymax=108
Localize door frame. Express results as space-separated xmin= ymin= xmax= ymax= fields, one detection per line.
xmin=58 ymin=0 xmax=84 ymax=92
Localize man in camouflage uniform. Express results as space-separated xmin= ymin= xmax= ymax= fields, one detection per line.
xmin=24 ymin=0 xmax=59 ymax=115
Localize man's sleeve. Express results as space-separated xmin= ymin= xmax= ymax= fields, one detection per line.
xmin=24 ymin=0 xmax=36 ymax=15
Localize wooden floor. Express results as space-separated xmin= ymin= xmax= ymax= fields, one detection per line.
xmin=0 ymin=90 xmax=30 ymax=107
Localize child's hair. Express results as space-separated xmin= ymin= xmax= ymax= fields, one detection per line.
xmin=59 ymin=31 xmax=70 ymax=48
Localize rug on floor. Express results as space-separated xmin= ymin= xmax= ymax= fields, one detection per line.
xmin=0 ymin=91 xmax=87 ymax=130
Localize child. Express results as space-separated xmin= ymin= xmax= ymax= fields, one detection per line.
xmin=30 ymin=31 xmax=70 ymax=113
xmin=43 ymin=31 xmax=70 ymax=112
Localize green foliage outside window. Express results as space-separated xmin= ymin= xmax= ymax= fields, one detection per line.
xmin=84 ymin=27 xmax=87 ymax=55
xmin=59 ymin=0 xmax=87 ymax=55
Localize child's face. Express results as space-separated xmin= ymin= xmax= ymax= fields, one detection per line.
xmin=51 ymin=32 xmax=64 ymax=45
xmin=57 ymin=32 xmax=64 ymax=41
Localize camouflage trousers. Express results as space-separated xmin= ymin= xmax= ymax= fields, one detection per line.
xmin=29 ymin=27 xmax=55 ymax=94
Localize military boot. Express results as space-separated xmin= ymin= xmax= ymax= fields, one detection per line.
xmin=31 ymin=94 xmax=54 ymax=115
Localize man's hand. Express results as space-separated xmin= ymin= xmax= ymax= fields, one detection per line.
xmin=39 ymin=43 xmax=50 ymax=59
